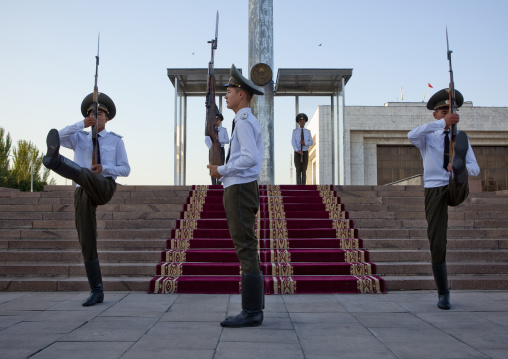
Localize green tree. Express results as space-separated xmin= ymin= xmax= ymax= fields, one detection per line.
xmin=0 ymin=127 xmax=12 ymax=187
xmin=0 ymin=133 xmax=55 ymax=191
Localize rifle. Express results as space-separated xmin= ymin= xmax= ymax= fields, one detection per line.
xmin=300 ymin=128 xmax=303 ymax=163
xmin=446 ymin=27 xmax=458 ymax=166
xmin=92 ymin=33 xmax=100 ymax=166
xmin=205 ymin=11 xmax=223 ymax=166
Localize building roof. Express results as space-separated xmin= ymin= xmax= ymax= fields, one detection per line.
xmin=167 ymin=68 xmax=240 ymax=97
xmin=167 ymin=68 xmax=353 ymax=97
xmin=275 ymin=68 xmax=353 ymax=96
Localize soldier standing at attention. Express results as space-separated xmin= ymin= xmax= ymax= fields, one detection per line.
xmin=408 ymin=89 xmax=479 ymax=310
xmin=292 ymin=113 xmax=313 ymax=185
xmin=207 ymin=64 xmax=264 ymax=328
xmin=43 ymin=92 xmax=130 ymax=306
xmin=210 ymin=112 xmax=229 ymax=185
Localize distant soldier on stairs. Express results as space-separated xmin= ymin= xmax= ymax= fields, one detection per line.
xmin=408 ymin=89 xmax=479 ymax=309
xmin=292 ymin=113 xmax=313 ymax=185
xmin=43 ymin=92 xmax=130 ymax=306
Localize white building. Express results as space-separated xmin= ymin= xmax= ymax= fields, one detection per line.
xmin=306 ymin=102 xmax=508 ymax=191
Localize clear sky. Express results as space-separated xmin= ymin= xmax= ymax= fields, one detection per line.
xmin=1 ymin=0 xmax=507 ymax=186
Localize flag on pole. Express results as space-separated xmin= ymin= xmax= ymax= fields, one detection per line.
xmin=428 ymin=83 xmax=433 ymax=88
xmin=400 ymin=87 xmax=403 ymax=101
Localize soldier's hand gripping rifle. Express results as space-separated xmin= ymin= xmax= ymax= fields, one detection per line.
xmin=446 ymin=27 xmax=458 ymax=166
xmin=92 ymin=34 xmax=100 ymax=166
xmin=205 ymin=12 xmax=223 ymax=166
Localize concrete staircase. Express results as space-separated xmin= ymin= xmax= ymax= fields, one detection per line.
xmin=1 ymin=185 xmax=507 ymax=292
xmin=337 ymin=185 xmax=508 ymax=291
xmin=0 ymin=185 xmax=190 ymax=291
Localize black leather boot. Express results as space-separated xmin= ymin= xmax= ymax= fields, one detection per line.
xmin=432 ymin=263 xmax=450 ymax=310
xmin=221 ymin=272 xmax=264 ymax=328
xmin=82 ymin=259 xmax=104 ymax=307
xmin=452 ymin=131 xmax=469 ymax=184
xmin=302 ymin=174 xmax=307 ymax=185
xmin=43 ymin=129 xmax=81 ymax=182
xmin=296 ymin=174 xmax=301 ymax=185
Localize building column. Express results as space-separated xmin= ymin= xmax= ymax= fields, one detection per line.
xmin=249 ymin=0 xmax=274 ymax=185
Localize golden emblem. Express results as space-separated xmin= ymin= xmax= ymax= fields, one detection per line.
xmin=250 ymin=63 xmax=273 ymax=86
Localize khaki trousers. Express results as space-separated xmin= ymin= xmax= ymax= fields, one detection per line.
xmin=294 ymin=151 xmax=309 ymax=183
xmin=223 ymin=181 xmax=260 ymax=275
xmin=74 ymin=169 xmax=116 ymax=261
xmin=424 ymin=177 xmax=469 ymax=265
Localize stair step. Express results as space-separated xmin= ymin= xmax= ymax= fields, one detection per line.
xmin=0 ymin=184 xmax=506 ymax=293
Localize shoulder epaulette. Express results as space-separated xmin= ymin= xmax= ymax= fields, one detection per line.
xmin=110 ymin=131 xmax=123 ymax=138
xmin=79 ymin=130 xmax=89 ymax=135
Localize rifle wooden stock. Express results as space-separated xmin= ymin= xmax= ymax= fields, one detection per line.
xmin=446 ymin=27 xmax=457 ymax=169
xmin=92 ymin=86 xmax=99 ymax=166
xmin=205 ymin=75 xmax=223 ymax=166
xmin=448 ymin=84 xmax=455 ymax=167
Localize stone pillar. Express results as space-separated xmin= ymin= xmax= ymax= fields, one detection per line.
xmin=249 ymin=0 xmax=274 ymax=184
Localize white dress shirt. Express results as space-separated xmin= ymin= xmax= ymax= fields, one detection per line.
xmin=292 ymin=127 xmax=313 ymax=152
xmin=59 ymin=120 xmax=131 ymax=182
xmin=217 ymin=126 xmax=229 ymax=147
xmin=408 ymin=118 xmax=480 ymax=188
xmin=218 ymin=107 xmax=263 ymax=188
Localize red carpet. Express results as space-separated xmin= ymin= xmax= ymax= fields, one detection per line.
xmin=149 ymin=184 xmax=385 ymax=294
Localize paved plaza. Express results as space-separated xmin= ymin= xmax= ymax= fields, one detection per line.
xmin=0 ymin=290 xmax=507 ymax=359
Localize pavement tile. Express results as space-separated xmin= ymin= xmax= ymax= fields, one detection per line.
xmin=123 ymin=347 xmax=214 ymax=359
xmin=483 ymin=291 xmax=508 ymax=300
xmin=139 ymin=321 xmax=222 ymax=350
xmin=0 ymin=315 xmax=25 ymax=330
xmin=454 ymin=299 xmax=508 ymax=312
xmin=334 ymin=293 xmax=392 ymax=304
xmin=293 ymin=322 xmax=376 ymax=351
xmin=481 ymin=348 xmax=508 ymax=359
xmin=339 ymin=299 xmax=406 ymax=313
xmin=474 ymin=311 xmax=508 ymax=327
xmin=368 ymin=327 xmax=488 ymax=359
xmin=26 ymin=309 xmax=102 ymax=322
xmin=282 ymin=294 xmax=348 ymax=313
xmin=290 ymin=312 xmax=357 ymax=324
xmin=168 ymin=293 xmax=229 ymax=313
xmin=0 ymin=290 xmax=507 ymax=358
xmin=0 ymin=292 xmax=76 ymax=311
xmin=215 ymin=341 xmax=304 ymax=359
xmin=396 ymin=299 xmax=466 ymax=312
xmin=220 ymin=327 xmax=299 ymax=344
xmin=282 ymin=294 xmax=339 ymax=303
xmin=30 ymin=341 xmax=133 ymax=359
xmin=0 ymin=333 xmax=63 ymax=359
xmin=303 ymin=349 xmax=397 ymax=359
xmin=48 ymin=292 xmax=128 ymax=311
xmin=59 ymin=316 xmax=159 ymax=342
xmin=384 ymin=290 xmax=437 ymax=302
xmin=100 ymin=292 xmax=176 ymax=317
xmin=0 ymin=292 xmax=26 ymax=305
xmin=354 ymin=312 xmax=432 ymax=328
xmin=2 ymin=319 xmax=85 ymax=334
xmin=161 ymin=310 xmax=226 ymax=322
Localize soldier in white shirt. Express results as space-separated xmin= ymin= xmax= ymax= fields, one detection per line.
xmin=408 ymin=88 xmax=479 ymax=310
xmin=208 ymin=64 xmax=264 ymax=328
xmin=43 ymin=92 xmax=130 ymax=307
xmin=292 ymin=113 xmax=313 ymax=184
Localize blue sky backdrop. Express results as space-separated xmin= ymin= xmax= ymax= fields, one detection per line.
xmin=1 ymin=0 xmax=507 ymax=185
